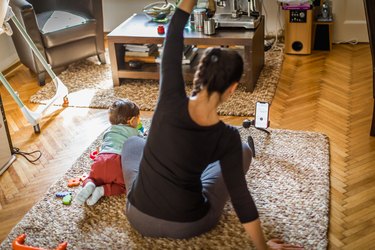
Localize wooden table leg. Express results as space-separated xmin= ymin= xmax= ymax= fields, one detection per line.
xmin=243 ymin=16 xmax=265 ymax=92
xmin=243 ymin=46 xmax=254 ymax=92
xmin=108 ymin=41 xmax=120 ymax=86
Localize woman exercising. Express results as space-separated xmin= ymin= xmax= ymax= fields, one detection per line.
xmin=121 ymin=0 xmax=303 ymax=249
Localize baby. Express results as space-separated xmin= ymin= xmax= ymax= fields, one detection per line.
xmin=75 ymin=99 xmax=143 ymax=205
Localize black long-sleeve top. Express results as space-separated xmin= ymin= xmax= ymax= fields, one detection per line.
xmin=128 ymin=8 xmax=259 ymax=223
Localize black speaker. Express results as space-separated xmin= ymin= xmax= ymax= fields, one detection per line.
xmin=314 ymin=24 xmax=330 ymax=50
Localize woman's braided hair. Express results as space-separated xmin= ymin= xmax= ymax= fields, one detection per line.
xmin=109 ymin=99 xmax=140 ymax=125
xmin=191 ymin=47 xmax=244 ymax=97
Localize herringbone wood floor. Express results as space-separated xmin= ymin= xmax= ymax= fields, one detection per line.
xmin=0 ymin=44 xmax=374 ymax=249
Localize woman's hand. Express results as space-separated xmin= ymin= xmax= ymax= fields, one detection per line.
xmin=267 ymin=239 xmax=304 ymax=250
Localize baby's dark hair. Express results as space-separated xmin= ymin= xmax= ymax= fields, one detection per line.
xmin=192 ymin=47 xmax=244 ymax=97
xmin=109 ymin=99 xmax=140 ymax=125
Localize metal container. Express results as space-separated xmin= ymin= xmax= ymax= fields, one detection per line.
xmin=204 ymin=18 xmax=216 ymax=35
xmin=193 ymin=8 xmax=206 ymax=32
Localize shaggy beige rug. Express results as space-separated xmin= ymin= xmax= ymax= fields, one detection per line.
xmin=30 ymin=51 xmax=283 ymax=116
xmin=0 ymin=121 xmax=330 ymax=250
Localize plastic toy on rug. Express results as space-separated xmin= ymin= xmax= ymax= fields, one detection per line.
xmin=79 ymin=173 xmax=88 ymax=182
xmin=55 ymin=191 xmax=73 ymax=205
xmin=12 ymin=234 xmax=67 ymax=250
xmin=55 ymin=191 xmax=72 ymax=198
xmin=89 ymin=150 xmax=98 ymax=160
xmin=67 ymin=173 xmax=88 ymax=187
xmin=67 ymin=177 xmax=80 ymax=187
xmin=62 ymin=194 xmax=72 ymax=205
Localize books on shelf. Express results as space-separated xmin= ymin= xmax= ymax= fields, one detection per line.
xmin=123 ymin=44 xmax=198 ymax=65
xmin=182 ymin=47 xmax=198 ymax=64
xmin=155 ymin=45 xmax=198 ymax=65
xmin=124 ymin=43 xmax=158 ymax=51
xmin=183 ymin=45 xmax=193 ymax=59
xmin=124 ymin=44 xmax=158 ymax=57
xmin=124 ymin=43 xmax=159 ymax=63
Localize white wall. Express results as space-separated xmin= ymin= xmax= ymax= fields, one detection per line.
xmin=103 ymin=0 xmax=151 ymax=32
xmin=0 ymin=35 xmax=18 ymax=72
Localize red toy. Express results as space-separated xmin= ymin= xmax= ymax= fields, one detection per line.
xmin=157 ymin=25 xmax=165 ymax=35
xmin=89 ymin=150 xmax=98 ymax=160
xmin=12 ymin=234 xmax=67 ymax=250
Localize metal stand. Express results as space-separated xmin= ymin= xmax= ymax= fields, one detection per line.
xmin=0 ymin=5 xmax=68 ymax=133
xmin=242 ymin=119 xmax=270 ymax=157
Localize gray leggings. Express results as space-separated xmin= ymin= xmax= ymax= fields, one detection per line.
xmin=121 ymin=136 xmax=252 ymax=239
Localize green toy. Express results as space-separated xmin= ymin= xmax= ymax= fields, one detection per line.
xmin=62 ymin=194 xmax=72 ymax=205
xmin=137 ymin=121 xmax=145 ymax=134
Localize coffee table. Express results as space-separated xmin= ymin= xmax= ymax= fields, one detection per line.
xmin=107 ymin=13 xmax=264 ymax=92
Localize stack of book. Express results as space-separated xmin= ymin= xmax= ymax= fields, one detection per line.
xmin=155 ymin=45 xmax=198 ymax=65
xmin=124 ymin=44 xmax=159 ymax=63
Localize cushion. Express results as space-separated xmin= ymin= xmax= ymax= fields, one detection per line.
xmin=37 ymin=10 xmax=97 ymax=48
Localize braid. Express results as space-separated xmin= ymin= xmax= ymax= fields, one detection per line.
xmin=192 ymin=53 xmax=211 ymax=96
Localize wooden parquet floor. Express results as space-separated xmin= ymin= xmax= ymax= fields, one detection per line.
xmin=0 ymin=44 xmax=374 ymax=249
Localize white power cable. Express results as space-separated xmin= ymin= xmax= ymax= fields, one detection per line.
xmin=333 ymin=39 xmax=359 ymax=45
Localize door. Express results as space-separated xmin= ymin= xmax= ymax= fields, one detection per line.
xmin=332 ymin=0 xmax=368 ymax=42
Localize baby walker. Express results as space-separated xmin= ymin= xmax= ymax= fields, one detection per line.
xmin=0 ymin=0 xmax=68 ymax=133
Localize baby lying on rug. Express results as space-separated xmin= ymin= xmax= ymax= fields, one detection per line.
xmin=75 ymin=99 xmax=144 ymax=206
